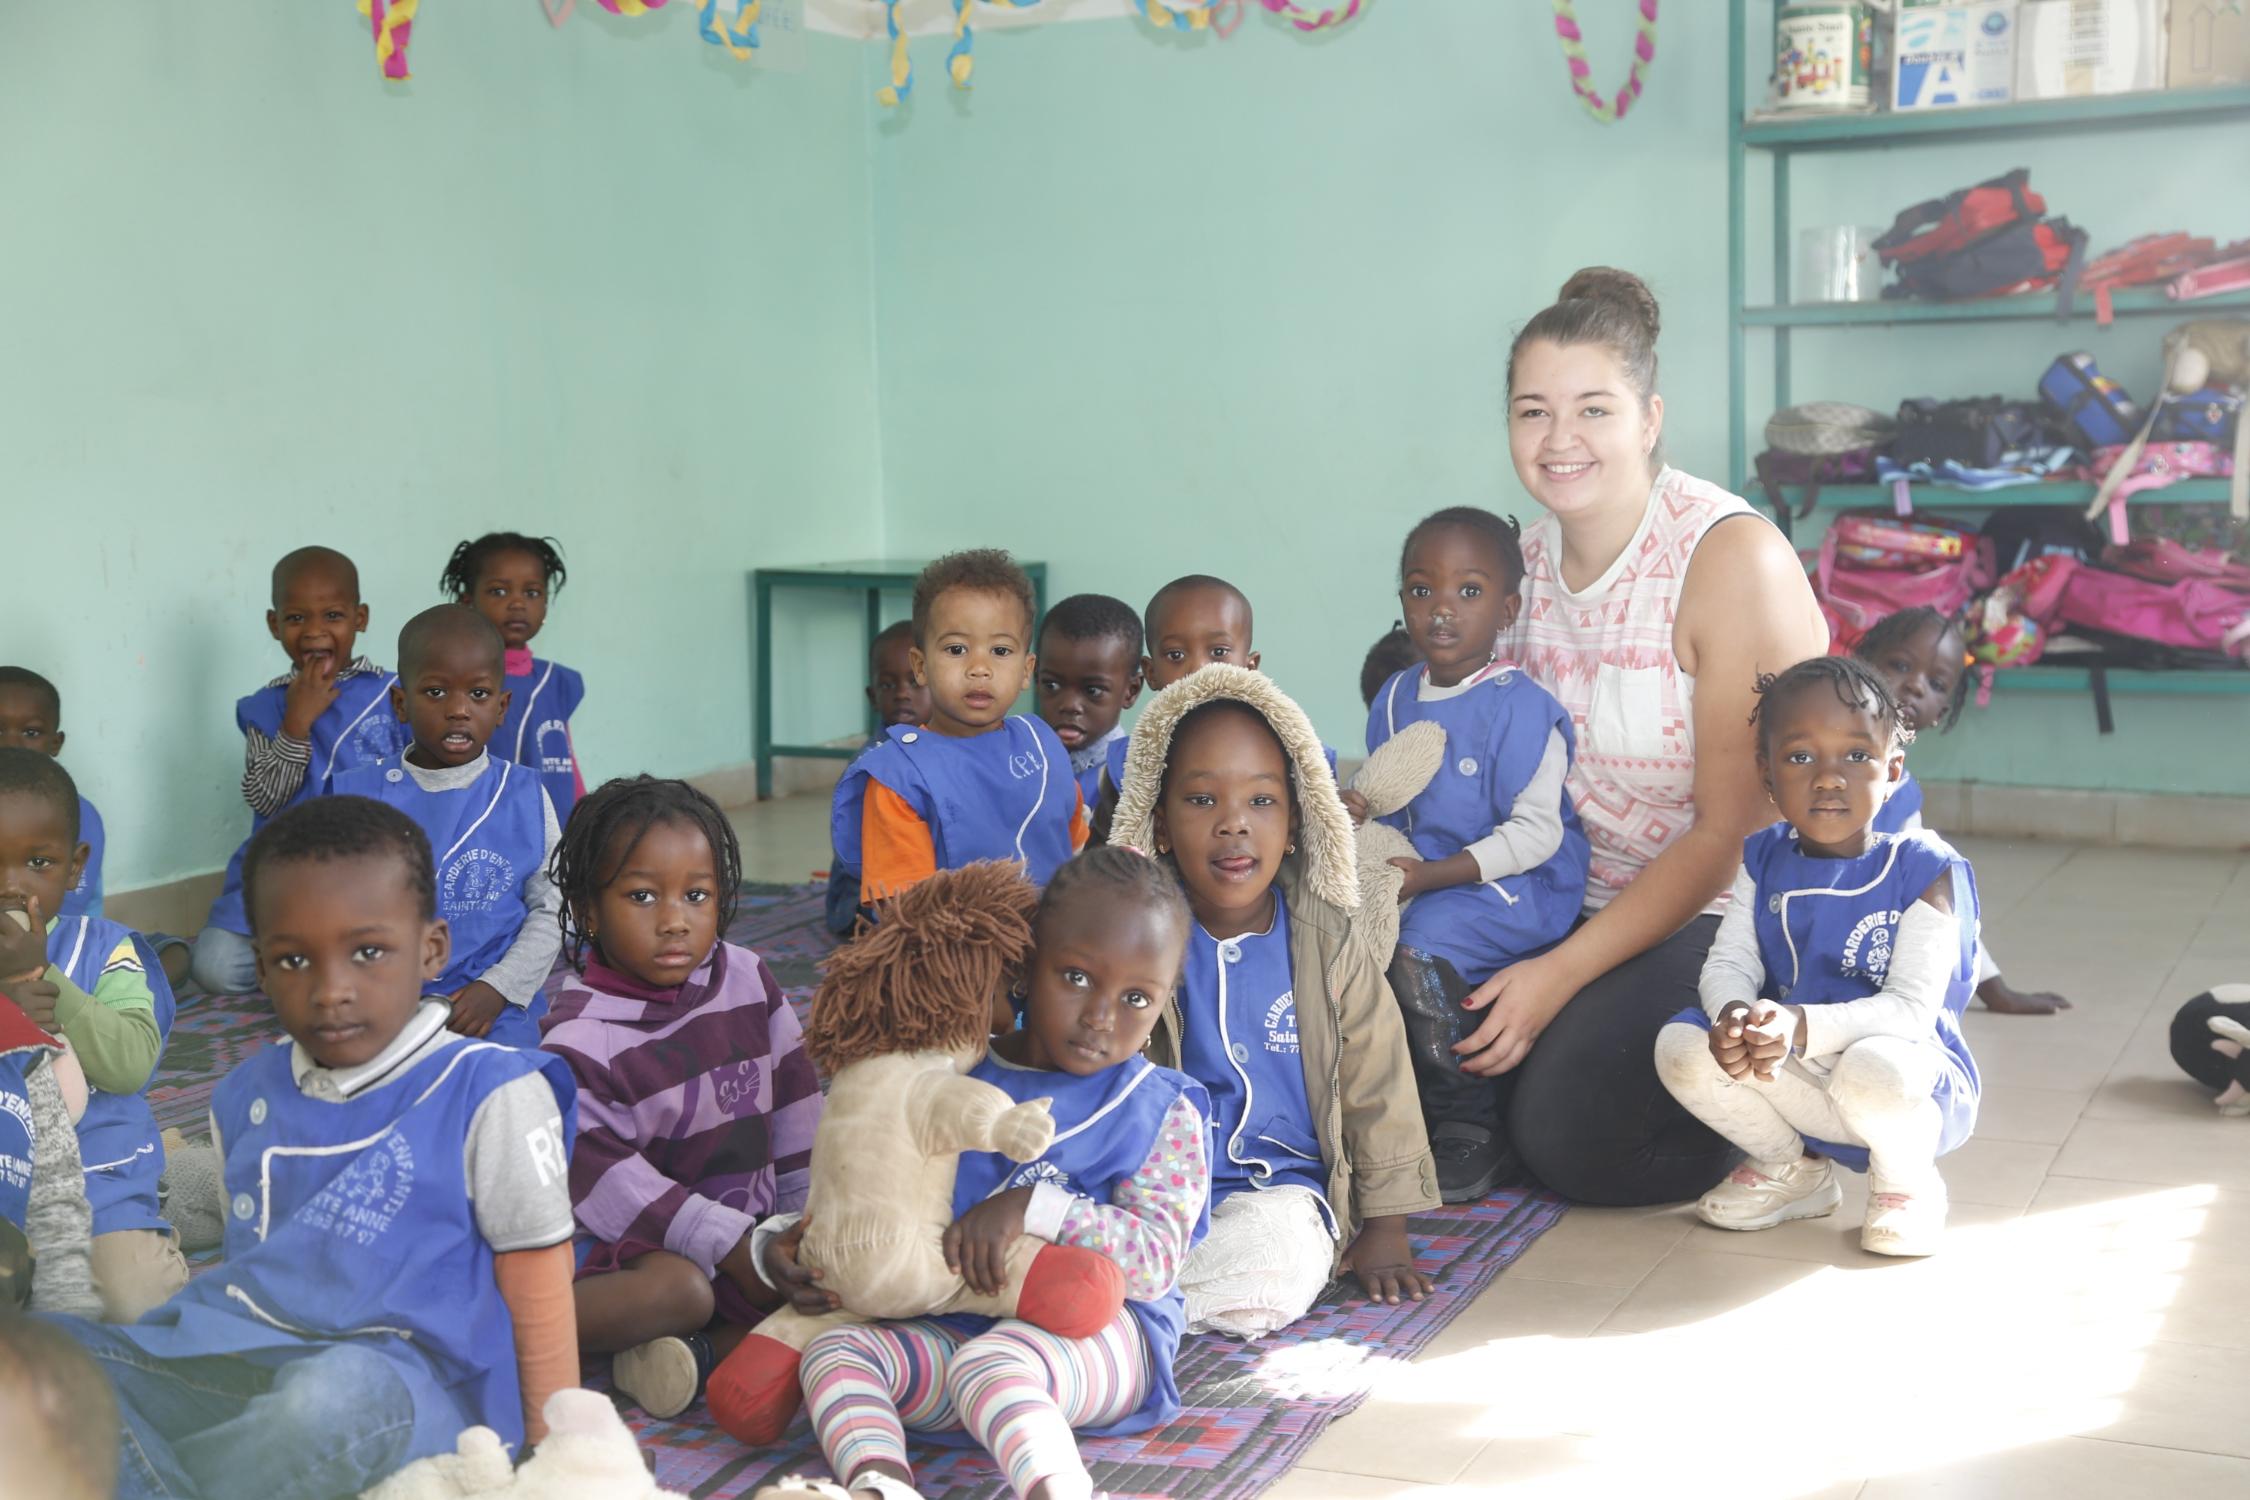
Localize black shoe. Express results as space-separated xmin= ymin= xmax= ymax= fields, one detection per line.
xmin=1430 ymin=1121 xmax=1513 ymax=1204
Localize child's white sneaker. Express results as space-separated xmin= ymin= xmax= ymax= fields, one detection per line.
xmin=1861 ymin=1190 xmax=1945 ymax=1257
xmin=1694 ymin=1156 xmax=1842 ymax=1232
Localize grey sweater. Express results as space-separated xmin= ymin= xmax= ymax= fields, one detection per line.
xmin=24 ymin=1057 xmax=100 ymax=1317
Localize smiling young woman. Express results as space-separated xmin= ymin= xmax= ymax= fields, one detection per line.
xmin=1457 ymin=267 xmax=1831 ymax=1207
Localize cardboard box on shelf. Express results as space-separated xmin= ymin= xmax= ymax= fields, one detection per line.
xmin=2167 ymin=0 xmax=2250 ymax=87
xmin=1894 ymin=1 xmax=2020 ymax=109
xmin=2016 ymin=0 xmax=2165 ymax=98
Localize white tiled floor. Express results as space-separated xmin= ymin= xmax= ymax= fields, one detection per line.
xmin=728 ymin=799 xmax=2250 ymax=1499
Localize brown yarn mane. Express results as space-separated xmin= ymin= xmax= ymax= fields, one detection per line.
xmin=803 ymin=861 xmax=1039 ymax=1078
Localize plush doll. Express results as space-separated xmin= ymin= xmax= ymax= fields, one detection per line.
xmin=705 ymin=862 xmax=1129 ymax=1446
xmin=359 ymin=1388 xmax=685 ymax=1500
xmin=1346 ymin=719 xmax=1449 ymax=961
xmin=2088 ymin=318 xmax=2250 ymax=526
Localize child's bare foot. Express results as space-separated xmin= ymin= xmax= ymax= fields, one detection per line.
xmin=1977 ymin=977 xmax=2071 ymax=1015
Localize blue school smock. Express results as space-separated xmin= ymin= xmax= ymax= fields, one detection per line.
xmin=1367 ymin=665 xmax=1590 ymax=982
xmin=48 ymin=915 xmax=173 ymax=1236
xmin=112 ymin=1036 xmax=576 ymax=1457
xmin=497 ymin=657 xmax=585 ymax=827
xmin=1671 ymin=825 xmax=1981 ymax=1172
xmin=1873 ymin=771 xmax=1925 ymax=838
xmin=0 ymin=1001 xmax=61 ymax=1240
xmin=332 ymin=758 xmax=551 ymax=1041
xmin=831 ymin=717 xmax=1079 ymax=890
xmin=943 ymin=1052 xmax=1210 ymax=1438
xmin=206 ymin=672 xmax=409 ymax=936
xmin=61 ymin=795 xmax=104 ymax=920
xmin=1177 ymin=892 xmax=1335 ymax=1229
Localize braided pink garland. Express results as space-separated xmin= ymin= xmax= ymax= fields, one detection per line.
xmin=1552 ymin=0 xmax=1659 ymax=123
xmin=1258 ymin=0 xmax=1362 ymax=30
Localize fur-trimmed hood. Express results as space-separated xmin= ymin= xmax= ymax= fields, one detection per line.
xmin=1107 ymin=664 xmax=1358 ymax=912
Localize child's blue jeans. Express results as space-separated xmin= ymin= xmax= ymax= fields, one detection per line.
xmin=53 ymin=1317 xmax=438 ymax=1500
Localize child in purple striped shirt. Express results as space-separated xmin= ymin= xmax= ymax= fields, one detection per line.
xmin=540 ymin=777 xmax=822 ymax=1421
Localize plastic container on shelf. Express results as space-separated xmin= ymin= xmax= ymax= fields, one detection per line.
xmin=1774 ymin=1 xmax=1877 ymax=109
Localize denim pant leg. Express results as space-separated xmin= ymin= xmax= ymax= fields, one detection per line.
xmin=48 ymin=1315 xmax=267 ymax=1500
xmin=167 ymin=1343 xmax=417 ymax=1500
xmin=188 ymin=927 xmax=260 ymax=996
xmin=1387 ymin=947 xmax=1505 ymax=1130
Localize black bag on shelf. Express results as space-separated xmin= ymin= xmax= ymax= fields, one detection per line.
xmin=1891 ymin=396 xmax=2053 ymax=469
xmin=1982 ymin=506 xmax=2103 ymax=575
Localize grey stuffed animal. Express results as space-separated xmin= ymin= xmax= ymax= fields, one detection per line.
xmin=1346 ymin=720 xmax=1448 ymax=961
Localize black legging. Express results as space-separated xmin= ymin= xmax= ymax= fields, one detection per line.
xmin=1504 ymin=914 xmax=1742 ymax=1207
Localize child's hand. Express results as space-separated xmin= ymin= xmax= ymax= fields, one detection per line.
xmin=279 ymin=655 xmax=342 ymax=741
xmin=0 ymin=898 xmax=47 ymax=983
xmin=1977 ymin=976 xmax=2072 ymax=1015
xmin=3 ymin=980 xmax=62 ymax=1034
xmin=762 ymin=1217 xmax=841 ymax=1317
xmin=446 ymin=982 xmax=508 ymax=1038
xmin=1340 ymin=788 xmax=1371 ymax=827
xmin=1741 ymin=1002 xmax=1798 ymax=1083
xmin=1344 ymin=1216 xmax=1430 ymax=1306
xmin=1387 ymin=856 xmax=1437 ymax=903
xmin=943 ymin=1186 xmax=1034 ymax=1298
xmin=1709 ymin=1001 xmax=1755 ymax=1080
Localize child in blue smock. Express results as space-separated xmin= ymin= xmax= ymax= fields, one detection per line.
xmin=334 ymin=606 xmax=561 ymax=1050
xmin=0 ymin=669 xmax=105 ymax=920
xmin=826 ymin=621 xmax=930 ymax=936
xmin=1110 ymin=666 xmax=1440 ymax=1339
xmin=191 ymin=546 xmax=409 ymax=996
xmin=1353 ymin=508 xmax=1590 ymax=1207
xmin=1034 ymin=593 xmax=1145 ymax=811
xmin=1855 ymin=606 xmax=2071 ymax=1016
xmin=749 ymin=850 xmax=1209 ymax=1500
xmin=1655 ymin=656 xmax=1981 ymax=1259
xmin=833 ymin=550 xmax=1088 ymax=908
xmin=0 ymin=749 xmax=186 ymax=1323
xmin=51 ymin=795 xmax=580 ymax=1500
xmin=443 ymin=531 xmax=588 ymax=829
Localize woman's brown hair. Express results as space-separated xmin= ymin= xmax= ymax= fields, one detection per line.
xmin=1507 ymin=266 xmax=1663 ymax=417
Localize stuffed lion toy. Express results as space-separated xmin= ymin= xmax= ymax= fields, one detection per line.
xmin=706 ymin=862 xmax=1128 ymax=1446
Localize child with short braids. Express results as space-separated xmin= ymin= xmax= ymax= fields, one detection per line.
xmin=538 ymin=776 xmax=822 ymax=1420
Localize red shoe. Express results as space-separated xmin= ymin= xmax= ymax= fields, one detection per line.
xmin=1015 ymin=1244 xmax=1126 ymax=1339
xmin=707 ymin=1332 xmax=804 ymax=1446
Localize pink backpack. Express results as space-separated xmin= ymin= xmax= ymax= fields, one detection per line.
xmin=1813 ymin=512 xmax=1992 ymax=651
xmin=2016 ymin=550 xmax=2250 ymax=660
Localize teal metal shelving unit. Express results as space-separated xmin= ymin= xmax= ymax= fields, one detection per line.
xmin=1725 ymin=2 xmax=2250 ymax=698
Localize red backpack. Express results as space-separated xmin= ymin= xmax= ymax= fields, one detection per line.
xmin=1875 ymin=169 xmax=2045 ymax=266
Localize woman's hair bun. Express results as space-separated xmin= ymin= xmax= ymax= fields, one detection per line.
xmin=1557 ymin=266 xmax=1660 ymax=345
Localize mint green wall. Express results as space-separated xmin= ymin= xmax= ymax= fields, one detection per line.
xmin=0 ymin=5 xmax=883 ymax=893
xmin=867 ymin=6 xmax=2250 ymax=796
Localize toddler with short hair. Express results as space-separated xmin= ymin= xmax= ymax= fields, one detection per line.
xmin=0 ymin=667 xmax=105 ymax=921
xmin=1035 ymin=592 xmax=1145 ymax=807
xmin=825 ymin=621 xmax=929 ymax=936
xmin=832 ymin=550 xmax=1087 ymax=907
xmin=334 ymin=605 xmax=562 ymax=1048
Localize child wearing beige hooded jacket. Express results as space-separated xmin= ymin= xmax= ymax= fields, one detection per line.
xmin=1111 ymin=664 xmax=1439 ymax=1338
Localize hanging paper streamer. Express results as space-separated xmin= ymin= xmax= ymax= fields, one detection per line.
xmin=876 ymin=0 xmax=912 ymax=104
xmin=947 ymin=0 xmax=1046 ymax=89
xmin=694 ymin=0 xmax=761 ymax=59
xmin=358 ymin=0 xmax=417 ymax=80
xmin=594 ymin=0 xmax=670 ymax=12
xmin=1550 ymin=0 xmax=1659 ymax=123
xmin=1136 ymin=0 xmax=1214 ymax=33
xmin=1257 ymin=0 xmax=1363 ymax=31
xmin=541 ymin=0 xmax=576 ymax=26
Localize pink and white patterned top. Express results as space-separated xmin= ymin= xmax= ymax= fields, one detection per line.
xmin=1502 ymin=467 xmax=1758 ymax=913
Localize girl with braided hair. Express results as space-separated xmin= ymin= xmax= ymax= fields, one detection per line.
xmin=441 ymin=531 xmax=588 ymax=825
xmin=538 ymin=775 xmax=823 ymax=1421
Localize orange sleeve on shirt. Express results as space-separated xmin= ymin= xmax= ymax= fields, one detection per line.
xmin=1071 ymin=785 xmax=1089 ymax=852
xmin=860 ymin=782 xmax=938 ymax=905
xmin=495 ymin=1241 xmax=578 ymax=1446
